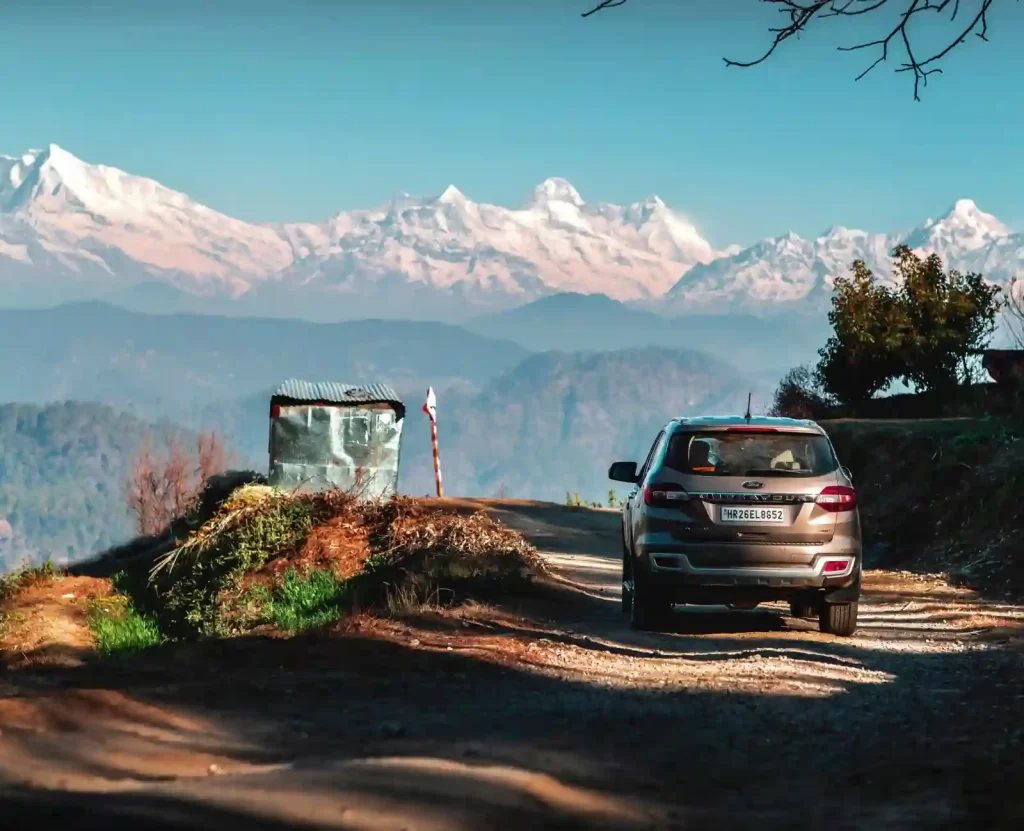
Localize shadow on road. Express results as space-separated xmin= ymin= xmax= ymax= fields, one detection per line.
xmin=2 ymin=502 xmax=1022 ymax=829
xmin=2 ymin=602 xmax=1021 ymax=829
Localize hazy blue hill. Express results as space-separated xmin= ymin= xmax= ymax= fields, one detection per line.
xmin=0 ymin=401 xmax=192 ymax=570
xmin=398 ymin=346 xmax=773 ymax=502
xmin=465 ymin=292 xmax=829 ymax=376
xmin=0 ymin=301 xmax=531 ymax=426
xmin=0 ymin=303 xmax=782 ymax=565
xmin=0 ymin=344 xmax=769 ymax=567
xmin=211 ymin=344 xmax=771 ymax=502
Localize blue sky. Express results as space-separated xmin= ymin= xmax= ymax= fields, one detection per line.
xmin=2 ymin=0 xmax=1022 ymax=247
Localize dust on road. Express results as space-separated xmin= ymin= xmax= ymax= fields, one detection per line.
xmin=0 ymin=500 xmax=1021 ymax=829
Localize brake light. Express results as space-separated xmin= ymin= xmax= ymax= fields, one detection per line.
xmin=725 ymin=426 xmax=778 ymax=432
xmin=816 ymin=485 xmax=856 ymax=512
xmin=822 ymin=560 xmax=850 ymax=573
xmin=644 ymin=482 xmax=689 ymax=507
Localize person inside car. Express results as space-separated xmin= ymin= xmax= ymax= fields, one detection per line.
xmin=688 ymin=439 xmax=716 ymax=473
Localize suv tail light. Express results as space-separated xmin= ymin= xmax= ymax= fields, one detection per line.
xmin=724 ymin=426 xmax=778 ymax=433
xmin=644 ymin=482 xmax=689 ymax=507
xmin=816 ymin=485 xmax=856 ymax=512
xmin=822 ymin=559 xmax=851 ymax=573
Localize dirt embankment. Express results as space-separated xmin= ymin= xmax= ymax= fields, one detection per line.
xmin=0 ymin=573 xmax=111 ymax=669
xmin=824 ymin=418 xmax=1024 ymax=597
xmin=1 ymin=495 xmax=1023 ymax=829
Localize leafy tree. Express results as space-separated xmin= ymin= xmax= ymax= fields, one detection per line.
xmin=815 ymin=248 xmax=1002 ymax=407
xmin=816 ymin=260 xmax=907 ymax=405
xmin=892 ymin=245 xmax=1002 ymax=393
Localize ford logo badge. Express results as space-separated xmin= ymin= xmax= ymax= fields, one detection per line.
xmin=742 ymin=481 xmax=764 ymax=489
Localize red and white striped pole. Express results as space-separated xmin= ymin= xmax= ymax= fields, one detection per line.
xmin=422 ymin=386 xmax=443 ymax=498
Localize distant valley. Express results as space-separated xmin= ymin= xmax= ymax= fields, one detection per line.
xmin=0 ymin=301 xmax=775 ymax=565
xmin=465 ymin=293 xmax=830 ymax=378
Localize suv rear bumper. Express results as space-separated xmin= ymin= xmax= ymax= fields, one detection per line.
xmin=636 ymin=547 xmax=861 ymax=603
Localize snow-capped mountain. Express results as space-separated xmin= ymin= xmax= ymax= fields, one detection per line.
xmin=0 ymin=145 xmax=293 ymax=302
xmin=272 ymin=175 xmax=727 ymax=314
xmin=2 ymin=144 xmax=1020 ymax=321
xmin=0 ymin=145 xmax=726 ymax=318
xmin=661 ymin=198 xmax=1024 ymax=316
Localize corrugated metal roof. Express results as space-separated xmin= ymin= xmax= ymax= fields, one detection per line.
xmin=272 ymin=379 xmax=404 ymax=407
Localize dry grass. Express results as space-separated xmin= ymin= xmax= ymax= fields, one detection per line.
xmin=104 ymin=488 xmax=544 ymax=642
xmin=4 ymin=487 xmax=545 ymax=657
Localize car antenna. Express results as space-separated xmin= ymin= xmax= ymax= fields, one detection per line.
xmin=744 ymin=392 xmax=752 ymax=423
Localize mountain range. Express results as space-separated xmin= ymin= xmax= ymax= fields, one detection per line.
xmin=3 ymin=144 xmax=1020 ymax=321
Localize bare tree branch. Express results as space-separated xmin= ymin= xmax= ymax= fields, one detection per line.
xmin=581 ymin=0 xmax=628 ymax=17
xmin=581 ymin=0 xmax=1002 ymax=101
xmin=125 ymin=430 xmax=230 ymax=537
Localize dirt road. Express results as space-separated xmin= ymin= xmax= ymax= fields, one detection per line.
xmin=1 ymin=501 xmax=1022 ymax=829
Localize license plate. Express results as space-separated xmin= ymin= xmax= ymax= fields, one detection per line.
xmin=720 ymin=506 xmax=785 ymax=524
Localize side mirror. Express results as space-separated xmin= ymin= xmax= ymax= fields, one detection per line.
xmin=608 ymin=461 xmax=638 ymax=483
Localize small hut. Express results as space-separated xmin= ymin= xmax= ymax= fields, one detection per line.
xmin=268 ymin=380 xmax=405 ymax=498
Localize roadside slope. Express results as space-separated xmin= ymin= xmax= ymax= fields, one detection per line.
xmin=824 ymin=417 xmax=1024 ymax=596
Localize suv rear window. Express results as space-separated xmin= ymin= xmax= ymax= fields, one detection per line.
xmin=664 ymin=430 xmax=837 ymax=477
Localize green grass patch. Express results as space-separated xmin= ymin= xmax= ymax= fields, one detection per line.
xmin=87 ymin=595 xmax=162 ymax=656
xmin=246 ymin=568 xmax=350 ymax=633
xmin=145 ymin=485 xmax=318 ymax=639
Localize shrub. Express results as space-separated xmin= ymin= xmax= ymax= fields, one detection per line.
xmin=769 ymin=365 xmax=831 ymax=419
xmin=348 ymin=498 xmax=543 ymax=608
xmin=130 ymin=488 xmax=543 ymax=640
xmin=146 ymin=485 xmax=317 ymax=638
xmin=0 ymin=559 xmax=58 ymax=600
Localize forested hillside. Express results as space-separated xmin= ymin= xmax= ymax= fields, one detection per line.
xmin=0 ymin=346 xmax=767 ymax=571
xmin=399 ymin=347 xmax=770 ymax=501
xmin=0 ymin=402 xmax=192 ymax=569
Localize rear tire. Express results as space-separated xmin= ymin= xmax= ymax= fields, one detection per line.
xmin=819 ymin=601 xmax=858 ymax=637
xmin=630 ymin=568 xmax=672 ymax=631
xmin=789 ymin=600 xmax=817 ymax=619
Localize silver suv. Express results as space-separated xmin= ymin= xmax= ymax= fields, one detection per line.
xmin=609 ymin=415 xmax=862 ymax=636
